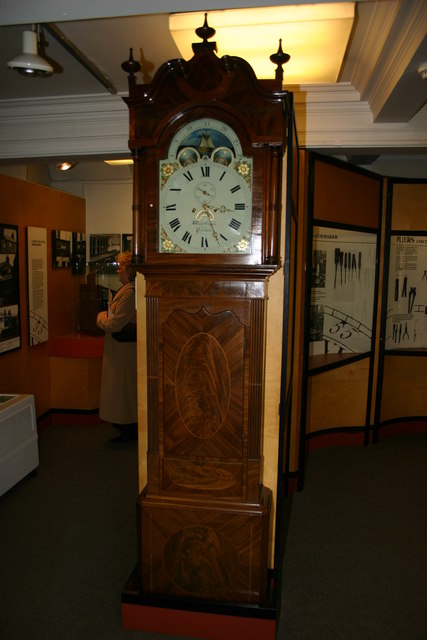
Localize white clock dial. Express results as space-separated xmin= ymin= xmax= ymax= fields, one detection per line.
xmin=159 ymin=158 xmax=252 ymax=254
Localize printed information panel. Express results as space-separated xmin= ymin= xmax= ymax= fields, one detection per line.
xmin=310 ymin=226 xmax=377 ymax=355
xmin=386 ymin=234 xmax=427 ymax=349
xmin=27 ymin=226 xmax=49 ymax=345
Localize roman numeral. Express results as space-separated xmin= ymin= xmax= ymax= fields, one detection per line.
xmin=182 ymin=231 xmax=192 ymax=244
xmin=201 ymin=237 xmax=208 ymax=248
xmin=169 ymin=218 xmax=181 ymax=231
xmin=229 ymin=218 xmax=241 ymax=231
xmin=201 ymin=165 xmax=210 ymax=177
xmin=183 ymin=171 xmax=193 ymax=182
xmin=230 ymin=184 xmax=241 ymax=193
xmin=219 ymin=171 xmax=226 ymax=181
xmin=165 ymin=204 xmax=176 ymax=211
xmin=220 ymin=234 xmax=228 ymax=242
xmin=235 ymin=203 xmax=245 ymax=210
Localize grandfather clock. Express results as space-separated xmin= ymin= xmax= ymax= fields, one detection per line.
xmin=122 ymin=17 xmax=288 ymax=605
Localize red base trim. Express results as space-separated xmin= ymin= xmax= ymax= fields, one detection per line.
xmin=379 ymin=420 xmax=427 ymax=438
xmin=284 ymin=474 xmax=299 ymax=495
xmin=121 ymin=603 xmax=276 ymax=640
xmin=306 ymin=430 xmax=365 ymax=452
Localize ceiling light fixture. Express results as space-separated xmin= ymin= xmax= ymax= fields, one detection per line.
xmin=104 ymin=159 xmax=134 ymax=166
xmin=56 ymin=162 xmax=76 ymax=171
xmin=170 ymin=3 xmax=355 ymax=84
xmin=417 ymin=62 xmax=427 ymax=80
xmin=7 ymin=25 xmax=53 ymax=77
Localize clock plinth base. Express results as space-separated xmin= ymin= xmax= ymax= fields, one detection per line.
xmin=137 ymin=487 xmax=272 ymax=605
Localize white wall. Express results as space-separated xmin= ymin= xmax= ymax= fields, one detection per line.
xmin=84 ymin=182 xmax=132 ymax=237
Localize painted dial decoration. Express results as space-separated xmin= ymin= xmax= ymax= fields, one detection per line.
xmin=159 ymin=119 xmax=253 ymax=254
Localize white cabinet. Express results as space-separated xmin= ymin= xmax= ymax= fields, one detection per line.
xmin=0 ymin=394 xmax=38 ymax=496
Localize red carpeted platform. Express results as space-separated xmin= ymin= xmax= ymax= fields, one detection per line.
xmin=121 ymin=570 xmax=277 ymax=640
xmin=50 ymin=332 xmax=104 ymax=358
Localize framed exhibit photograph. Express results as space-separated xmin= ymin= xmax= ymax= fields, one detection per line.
xmin=122 ymin=233 xmax=133 ymax=253
xmin=52 ymin=229 xmax=72 ymax=268
xmin=72 ymin=232 xmax=86 ymax=275
xmin=89 ymin=233 xmax=121 ymax=271
xmin=0 ymin=223 xmax=21 ymax=354
xmin=309 ymin=226 xmax=377 ymax=356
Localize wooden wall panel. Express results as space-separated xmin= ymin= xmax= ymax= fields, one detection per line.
xmin=307 ymin=359 xmax=370 ymax=432
xmin=381 ymin=357 xmax=427 ymax=422
xmin=0 ymin=174 xmax=85 ymax=416
xmin=50 ymin=357 xmax=102 ymax=410
xmin=313 ymin=159 xmax=381 ymax=228
xmin=390 ymin=183 xmax=427 ymax=230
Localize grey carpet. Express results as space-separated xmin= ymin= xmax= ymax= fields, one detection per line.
xmin=278 ymin=433 xmax=427 ymax=640
xmin=0 ymin=423 xmax=426 ymax=639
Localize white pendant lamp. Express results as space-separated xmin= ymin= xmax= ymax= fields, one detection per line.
xmin=7 ymin=27 xmax=53 ymax=77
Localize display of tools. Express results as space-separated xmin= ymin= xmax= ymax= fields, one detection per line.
xmin=401 ymin=276 xmax=407 ymax=297
xmin=351 ymin=253 xmax=357 ymax=279
xmin=334 ymin=248 xmax=340 ymax=288
xmin=333 ymin=248 xmax=363 ymax=287
xmin=392 ymin=321 xmax=416 ymax=343
xmin=408 ymin=286 xmax=416 ymax=313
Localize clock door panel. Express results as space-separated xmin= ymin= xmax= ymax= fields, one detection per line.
xmin=163 ymin=307 xmax=244 ymax=456
xmin=161 ymin=305 xmax=247 ymax=498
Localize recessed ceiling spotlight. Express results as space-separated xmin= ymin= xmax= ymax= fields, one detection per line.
xmin=56 ymin=162 xmax=76 ymax=171
xmin=7 ymin=25 xmax=53 ymax=77
xmin=417 ymin=62 xmax=427 ymax=80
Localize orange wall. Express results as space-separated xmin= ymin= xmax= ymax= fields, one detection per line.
xmin=0 ymin=174 xmax=85 ymax=416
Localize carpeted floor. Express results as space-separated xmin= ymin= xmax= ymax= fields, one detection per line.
xmin=277 ymin=432 xmax=427 ymax=640
xmin=0 ymin=422 xmax=426 ymax=639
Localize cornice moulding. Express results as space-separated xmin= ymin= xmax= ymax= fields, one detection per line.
xmin=350 ymin=0 xmax=401 ymax=97
xmin=0 ymin=94 xmax=130 ymax=160
xmin=0 ymin=88 xmax=425 ymax=161
xmin=363 ymin=1 xmax=427 ymax=120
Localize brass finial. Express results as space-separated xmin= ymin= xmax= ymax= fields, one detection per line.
xmin=121 ymin=48 xmax=141 ymax=87
xmin=192 ymin=13 xmax=217 ymax=53
xmin=270 ymin=39 xmax=290 ymax=82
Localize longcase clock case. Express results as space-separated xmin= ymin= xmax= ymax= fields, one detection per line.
xmin=122 ymin=23 xmax=289 ymax=605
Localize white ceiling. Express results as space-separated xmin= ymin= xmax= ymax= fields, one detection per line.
xmin=0 ymin=0 xmax=426 ymax=173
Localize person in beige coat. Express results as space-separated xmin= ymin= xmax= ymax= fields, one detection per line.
xmin=96 ymin=252 xmax=137 ymax=442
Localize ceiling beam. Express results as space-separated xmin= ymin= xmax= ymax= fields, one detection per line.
xmin=43 ymin=22 xmax=117 ymax=94
xmin=0 ymin=0 xmax=376 ymax=26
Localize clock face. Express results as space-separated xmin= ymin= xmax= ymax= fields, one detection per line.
xmin=159 ymin=119 xmax=253 ymax=254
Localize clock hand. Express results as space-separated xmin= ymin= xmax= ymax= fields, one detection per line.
xmin=208 ymin=218 xmax=221 ymax=245
xmin=191 ymin=206 xmax=221 ymax=245
xmin=195 ymin=204 xmax=215 ymax=221
xmin=196 ymin=186 xmax=213 ymax=197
